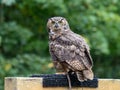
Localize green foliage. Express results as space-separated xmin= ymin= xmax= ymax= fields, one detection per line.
xmin=0 ymin=54 xmax=54 ymax=77
xmin=1 ymin=0 xmax=16 ymax=6
xmin=90 ymin=31 xmax=109 ymax=55
xmin=0 ymin=22 xmax=33 ymax=57
xmin=0 ymin=0 xmax=120 ymax=89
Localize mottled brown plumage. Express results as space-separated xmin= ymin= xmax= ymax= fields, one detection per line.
xmin=47 ymin=17 xmax=94 ymax=90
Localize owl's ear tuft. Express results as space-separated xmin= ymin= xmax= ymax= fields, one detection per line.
xmin=48 ymin=18 xmax=53 ymax=22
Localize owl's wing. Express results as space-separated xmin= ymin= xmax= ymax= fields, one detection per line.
xmin=68 ymin=32 xmax=93 ymax=69
xmin=53 ymin=33 xmax=93 ymax=71
xmin=84 ymin=48 xmax=93 ymax=68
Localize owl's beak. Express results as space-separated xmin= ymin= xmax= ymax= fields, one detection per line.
xmin=54 ymin=23 xmax=59 ymax=28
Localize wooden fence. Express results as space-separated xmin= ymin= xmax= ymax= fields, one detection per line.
xmin=5 ymin=74 xmax=120 ymax=90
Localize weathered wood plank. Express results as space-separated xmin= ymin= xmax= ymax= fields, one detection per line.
xmin=5 ymin=77 xmax=120 ymax=90
xmin=98 ymin=79 xmax=120 ymax=90
xmin=5 ymin=77 xmax=43 ymax=90
xmin=5 ymin=77 xmax=17 ymax=90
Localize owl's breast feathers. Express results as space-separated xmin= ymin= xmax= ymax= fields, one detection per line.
xmin=49 ymin=31 xmax=93 ymax=71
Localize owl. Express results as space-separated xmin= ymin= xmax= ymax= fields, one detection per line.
xmin=47 ymin=17 xmax=94 ymax=89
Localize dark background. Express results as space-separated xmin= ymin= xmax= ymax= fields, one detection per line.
xmin=0 ymin=0 xmax=120 ymax=89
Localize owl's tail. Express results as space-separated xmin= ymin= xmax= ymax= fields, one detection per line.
xmin=76 ymin=69 xmax=93 ymax=82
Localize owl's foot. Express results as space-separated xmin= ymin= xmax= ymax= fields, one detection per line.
xmin=76 ymin=71 xmax=85 ymax=82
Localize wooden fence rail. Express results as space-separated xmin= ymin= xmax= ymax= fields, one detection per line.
xmin=5 ymin=74 xmax=120 ymax=90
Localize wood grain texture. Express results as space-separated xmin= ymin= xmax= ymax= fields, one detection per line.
xmin=5 ymin=77 xmax=43 ymax=90
xmin=98 ymin=79 xmax=120 ymax=90
xmin=5 ymin=77 xmax=120 ymax=90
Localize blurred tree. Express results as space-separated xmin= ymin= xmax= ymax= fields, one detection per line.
xmin=0 ymin=0 xmax=120 ymax=89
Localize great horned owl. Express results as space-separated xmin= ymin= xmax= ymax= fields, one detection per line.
xmin=47 ymin=16 xmax=94 ymax=89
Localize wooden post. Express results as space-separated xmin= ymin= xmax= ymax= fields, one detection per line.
xmin=5 ymin=76 xmax=120 ymax=90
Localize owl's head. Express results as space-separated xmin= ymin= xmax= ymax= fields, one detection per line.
xmin=47 ymin=17 xmax=70 ymax=40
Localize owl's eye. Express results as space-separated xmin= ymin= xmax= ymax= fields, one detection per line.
xmin=51 ymin=21 xmax=55 ymax=24
xmin=58 ymin=21 xmax=62 ymax=23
